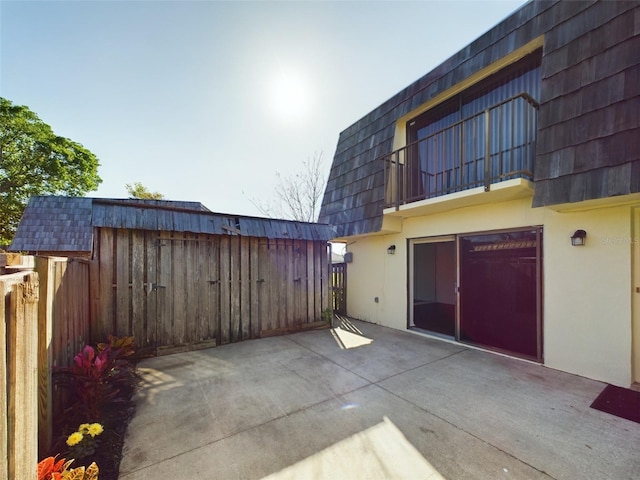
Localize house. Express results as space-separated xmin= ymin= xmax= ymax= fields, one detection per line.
xmin=319 ymin=0 xmax=640 ymax=388
xmin=10 ymin=196 xmax=335 ymax=354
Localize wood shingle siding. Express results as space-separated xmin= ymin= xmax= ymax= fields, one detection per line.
xmin=319 ymin=0 xmax=640 ymax=236
xmin=534 ymin=0 xmax=640 ymax=206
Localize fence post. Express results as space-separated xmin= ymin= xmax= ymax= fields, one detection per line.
xmin=0 ymin=278 xmax=8 ymax=480
xmin=7 ymin=272 xmax=39 ymax=480
xmin=35 ymin=257 xmax=55 ymax=455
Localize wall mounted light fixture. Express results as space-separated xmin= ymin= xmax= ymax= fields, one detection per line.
xmin=387 ymin=245 xmax=396 ymax=255
xmin=571 ymin=229 xmax=587 ymax=246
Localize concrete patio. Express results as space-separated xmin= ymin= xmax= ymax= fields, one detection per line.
xmin=119 ymin=319 xmax=640 ymax=479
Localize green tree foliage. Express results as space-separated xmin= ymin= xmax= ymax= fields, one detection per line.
xmin=125 ymin=182 xmax=164 ymax=200
xmin=0 ymin=98 xmax=101 ymax=244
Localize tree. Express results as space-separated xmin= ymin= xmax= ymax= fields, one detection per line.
xmin=252 ymin=151 xmax=326 ymax=222
xmin=0 ymin=98 xmax=101 ymax=245
xmin=125 ymin=182 xmax=164 ymax=200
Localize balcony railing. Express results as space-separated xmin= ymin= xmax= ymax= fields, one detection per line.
xmin=384 ymin=93 xmax=538 ymax=209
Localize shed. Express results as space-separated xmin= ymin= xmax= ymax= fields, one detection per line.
xmin=10 ymin=196 xmax=335 ymax=354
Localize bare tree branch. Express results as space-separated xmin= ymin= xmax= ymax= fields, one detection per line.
xmin=250 ymin=151 xmax=326 ymax=222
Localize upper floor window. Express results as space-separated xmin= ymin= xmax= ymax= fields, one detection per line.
xmin=408 ymin=50 xmax=541 ymax=143
xmin=384 ymin=50 xmax=542 ymax=207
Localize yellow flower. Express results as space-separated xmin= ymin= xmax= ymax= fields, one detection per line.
xmin=78 ymin=423 xmax=91 ymax=433
xmin=87 ymin=423 xmax=103 ymax=437
xmin=66 ymin=431 xmax=84 ymax=446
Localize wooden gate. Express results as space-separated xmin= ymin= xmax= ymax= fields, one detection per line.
xmin=331 ymin=263 xmax=346 ymax=314
xmin=91 ymin=228 xmax=329 ymax=353
xmin=154 ymin=235 xmax=225 ymax=354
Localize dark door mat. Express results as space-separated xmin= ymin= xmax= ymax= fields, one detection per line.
xmin=590 ymin=384 xmax=640 ymax=424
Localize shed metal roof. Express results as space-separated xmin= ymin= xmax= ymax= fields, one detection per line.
xmin=9 ymin=196 xmax=335 ymax=254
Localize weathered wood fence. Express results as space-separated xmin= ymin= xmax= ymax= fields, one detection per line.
xmin=1 ymin=255 xmax=90 ymax=479
xmin=91 ymin=228 xmax=331 ymax=354
xmin=36 ymin=257 xmax=91 ymax=453
xmin=1 ymin=232 xmax=330 ymax=476
xmin=331 ymin=262 xmax=347 ymax=314
xmin=1 ymin=270 xmax=39 ymax=480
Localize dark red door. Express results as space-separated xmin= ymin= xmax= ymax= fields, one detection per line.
xmin=459 ymin=228 xmax=542 ymax=361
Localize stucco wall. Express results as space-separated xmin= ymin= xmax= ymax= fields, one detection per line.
xmin=543 ymin=206 xmax=632 ymax=387
xmin=344 ymin=198 xmax=635 ymax=387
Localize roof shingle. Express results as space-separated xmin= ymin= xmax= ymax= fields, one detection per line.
xmin=9 ymin=196 xmax=335 ymax=254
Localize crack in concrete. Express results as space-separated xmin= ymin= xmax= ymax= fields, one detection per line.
xmin=287 ymin=333 xmax=557 ymax=479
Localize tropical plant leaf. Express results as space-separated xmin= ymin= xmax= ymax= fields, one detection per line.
xmin=64 ymin=466 xmax=85 ymax=480
xmin=62 ymin=459 xmax=75 ymax=473
xmin=53 ymin=457 xmax=68 ymax=473
xmin=37 ymin=456 xmax=54 ymax=480
xmin=98 ymin=335 xmax=135 ymax=357
xmin=38 ymin=456 xmax=70 ymax=480
xmin=85 ymin=462 xmax=99 ymax=480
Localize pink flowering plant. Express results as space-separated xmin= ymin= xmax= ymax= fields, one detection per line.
xmin=50 ymin=335 xmax=139 ymax=479
xmin=55 ymin=337 xmax=137 ymax=420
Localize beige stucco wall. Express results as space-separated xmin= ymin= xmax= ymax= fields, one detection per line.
xmin=344 ymin=196 xmax=636 ymax=387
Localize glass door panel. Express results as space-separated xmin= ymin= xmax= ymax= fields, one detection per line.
xmin=411 ymin=240 xmax=456 ymax=337
xmin=459 ymin=229 xmax=541 ymax=360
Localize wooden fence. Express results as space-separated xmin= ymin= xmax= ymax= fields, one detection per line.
xmin=331 ymin=262 xmax=347 ymax=314
xmin=36 ymin=257 xmax=91 ymax=454
xmin=90 ymin=228 xmax=331 ymax=354
xmin=1 ymin=255 xmax=90 ymax=479
xmin=1 ymin=234 xmax=330 ymax=477
xmin=1 ymin=270 xmax=39 ymax=480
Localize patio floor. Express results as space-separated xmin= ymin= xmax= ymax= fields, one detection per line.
xmin=119 ymin=318 xmax=640 ymax=479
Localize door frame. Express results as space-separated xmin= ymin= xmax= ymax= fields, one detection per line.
xmin=632 ymin=207 xmax=640 ymax=384
xmin=407 ymin=235 xmax=457 ymax=332
xmin=408 ymin=226 xmax=543 ymax=362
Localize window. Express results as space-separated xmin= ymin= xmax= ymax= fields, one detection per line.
xmin=408 ymin=51 xmax=542 ymax=143
xmin=402 ymin=50 xmax=542 ymax=200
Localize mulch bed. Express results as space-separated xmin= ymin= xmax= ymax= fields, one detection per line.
xmin=47 ymin=369 xmax=139 ymax=479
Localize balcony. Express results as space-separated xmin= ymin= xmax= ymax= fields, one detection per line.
xmin=384 ymin=93 xmax=538 ymax=209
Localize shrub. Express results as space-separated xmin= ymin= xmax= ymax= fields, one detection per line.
xmin=55 ymin=338 xmax=138 ymax=420
xmin=97 ymin=335 xmax=135 ymax=358
xmin=50 ymin=336 xmax=139 ymax=480
xmin=38 ymin=456 xmax=99 ymax=480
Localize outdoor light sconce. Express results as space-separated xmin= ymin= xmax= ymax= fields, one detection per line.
xmin=387 ymin=245 xmax=396 ymax=255
xmin=571 ymin=229 xmax=587 ymax=246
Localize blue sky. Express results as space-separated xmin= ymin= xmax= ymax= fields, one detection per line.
xmin=1 ymin=0 xmax=525 ymax=217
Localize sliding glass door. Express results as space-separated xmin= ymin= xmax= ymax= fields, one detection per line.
xmin=410 ymin=228 xmax=542 ymax=361
xmin=459 ymin=228 xmax=542 ymax=361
